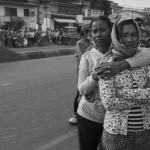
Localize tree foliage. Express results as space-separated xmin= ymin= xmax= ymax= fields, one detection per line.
xmin=1 ymin=16 xmax=25 ymax=30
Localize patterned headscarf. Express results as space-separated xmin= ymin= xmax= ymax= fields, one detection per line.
xmin=111 ymin=16 xmax=140 ymax=61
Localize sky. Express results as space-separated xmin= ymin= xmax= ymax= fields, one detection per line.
xmin=111 ymin=0 xmax=150 ymax=9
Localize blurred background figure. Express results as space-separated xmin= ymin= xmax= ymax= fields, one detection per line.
xmin=69 ymin=23 xmax=92 ymax=125
xmin=23 ymin=37 xmax=28 ymax=47
xmin=46 ymin=28 xmax=52 ymax=44
xmin=28 ymin=29 xmax=35 ymax=46
xmin=135 ymin=17 xmax=144 ymax=28
xmin=140 ymin=26 xmax=150 ymax=47
xmin=134 ymin=17 xmax=150 ymax=48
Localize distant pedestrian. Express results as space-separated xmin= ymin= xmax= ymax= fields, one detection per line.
xmin=23 ymin=37 xmax=28 ymax=47
xmin=46 ymin=28 xmax=52 ymax=44
xmin=55 ymin=29 xmax=60 ymax=44
xmin=135 ymin=17 xmax=144 ymax=28
xmin=3 ymin=30 xmax=8 ymax=47
xmin=12 ymin=31 xmax=17 ymax=47
xmin=69 ymin=23 xmax=92 ymax=125
xmin=28 ymin=29 xmax=35 ymax=46
xmin=140 ymin=26 xmax=150 ymax=47
xmin=7 ymin=28 xmax=12 ymax=47
xmin=0 ymin=29 xmax=2 ymax=45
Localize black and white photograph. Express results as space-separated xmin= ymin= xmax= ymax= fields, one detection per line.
xmin=0 ymin=0 xmax=150 ymax=150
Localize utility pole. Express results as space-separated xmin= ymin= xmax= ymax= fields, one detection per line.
xmin=132 ymin=11 xmax=133 ymax=18
xmin=81 ymin=0 xmax=84 ymax=16
xmin=44 ymin=0 xmax=48 ymax=29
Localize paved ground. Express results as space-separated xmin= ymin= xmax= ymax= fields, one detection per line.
xmin=0 ymin=55 xmax=78 ymax=150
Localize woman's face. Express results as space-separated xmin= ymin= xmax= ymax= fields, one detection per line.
xmin=119 ymin=23 xmax=138 ymax=48
xmin=91 ymin=20 xmax=111 ymax=48
xmin=141 ymin=30 xmax=149 ymax=39
xmin=85 ymin=30 xmax=92 ymax=41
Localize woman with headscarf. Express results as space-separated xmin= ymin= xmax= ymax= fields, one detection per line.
xmin=98 ymin=16 xmax=150 ymax=150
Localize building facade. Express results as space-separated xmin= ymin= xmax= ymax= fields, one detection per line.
xmin=38 ymin=1 xmax=91 ymax=31
xmin=0 ymin=0 xmax=37 ymax=29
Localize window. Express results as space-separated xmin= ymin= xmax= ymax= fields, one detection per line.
xmin=58 ymin=6 xmax=67 ymax=14
xmin=29 ymin=11 xmax=35 ymax=17
xmin=5 ymin=7 xmax=17 ymax=16
xmin=24 ymin=9 xmax=29 ymax=17
xmin=67 ymin=8 xmax=81 ymax=15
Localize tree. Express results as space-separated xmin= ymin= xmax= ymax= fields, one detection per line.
xmin=91 ymin=0 xmax=112 ymax=16
xmin=1 ymin=16 xmax=25 ymax=30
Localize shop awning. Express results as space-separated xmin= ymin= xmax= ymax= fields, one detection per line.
xmin=54 ymin=18 xmax=75 ymax=23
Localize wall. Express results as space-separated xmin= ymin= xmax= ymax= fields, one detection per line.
xmin=0 ymin=4 xmax=37 ymax=29
xmin=0 ymin=5 xmax=4 ymax=16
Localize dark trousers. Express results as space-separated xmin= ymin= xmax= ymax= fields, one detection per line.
xmin=28 ymin=37 xmax=34 ymax=46
xmin=12 ymin=39 xmax=17 ymax=47
xmin=74 ymin=90 xmax=79 ymax=113
xmin=77 ymin=114 xmax=103 ymax=150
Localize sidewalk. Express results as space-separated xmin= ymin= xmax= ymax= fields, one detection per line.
xmin=0 ymin=44 xmax=75 ymax=62
xmin=17 ymin=44 xmax=75 ymax=60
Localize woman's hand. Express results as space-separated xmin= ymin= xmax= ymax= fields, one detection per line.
xmin=95 ymin=63 xmax=110 ymax=79
xmin=95 ymin=61 xmax=121 ymax=79
xmin=95 ymin=60 xmax=131 ymax=80
xmin=92 ymin=72 xmax=99 ymax=81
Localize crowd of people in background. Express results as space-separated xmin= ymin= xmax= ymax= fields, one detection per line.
xmin=0 ymin=27 xmax=69 ymax=48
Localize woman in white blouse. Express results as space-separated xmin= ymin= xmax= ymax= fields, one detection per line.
xmin=98 ymin=16 xmax=150 ymax=150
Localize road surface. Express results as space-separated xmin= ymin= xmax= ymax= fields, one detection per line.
xmin=0 ymin=55 xmax=79 ymax=150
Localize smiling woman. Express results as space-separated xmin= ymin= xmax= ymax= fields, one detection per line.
xmin=98 ymin=16 xmax=150 ymax=150
xmin=111 ymin=16 xmax=140 ymax=59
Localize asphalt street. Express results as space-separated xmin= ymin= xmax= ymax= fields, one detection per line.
xmin=0 ymin=55 xmax=78 ymax=150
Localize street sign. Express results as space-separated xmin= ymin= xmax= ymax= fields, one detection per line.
xmin=91 ymin=9 xmax=104 ymax=17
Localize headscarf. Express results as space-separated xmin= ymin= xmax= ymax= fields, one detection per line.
xmin=111 ymin=16 xmax=140 ymax=61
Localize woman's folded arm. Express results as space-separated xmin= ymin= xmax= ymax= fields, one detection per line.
xmin=99 ymin=78 xmax=137 ymax=111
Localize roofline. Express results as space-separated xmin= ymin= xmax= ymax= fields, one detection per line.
xmin=118 ymin=9 xmax=143 ymax=14
xmin=51 ymin=13 xmax=76 ymax=19
xmin=51 ymin=2 xmax=83 ymax=9
xmin=0 ymin=1 xmax=37 ymax=7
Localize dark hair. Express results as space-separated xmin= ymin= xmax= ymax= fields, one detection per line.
xmin=90 ymin=16 xmax=113 ymax=31
xmin=77 ymin=25 xmax=91 ymax=38
xmin=135 ymin=17 xmax=143 ymax=24
xmin=76 ymin=26 xmax=82 ymax=34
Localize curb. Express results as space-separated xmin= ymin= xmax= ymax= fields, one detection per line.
xmin=0 ymin=45 xmax=75 ymax=62
xmin=23 ymin=49 xmax=75 ymax=60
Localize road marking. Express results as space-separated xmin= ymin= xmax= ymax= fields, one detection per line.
xmin=36 ymin=130 xmax=77 ymax=150
xmin=0 ymin=83 xmax=13 ymax=86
